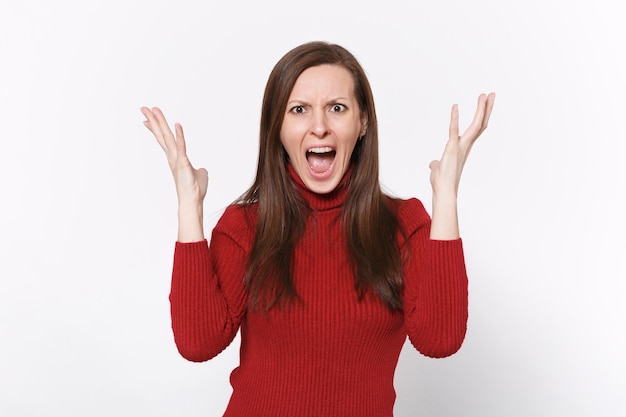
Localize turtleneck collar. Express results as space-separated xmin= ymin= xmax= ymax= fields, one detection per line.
xmin=287 ymin=163 xmax=351 ymax=212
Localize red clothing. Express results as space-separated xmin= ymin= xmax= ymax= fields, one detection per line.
xmin=170 ymin=171 xmax=468 ymax=417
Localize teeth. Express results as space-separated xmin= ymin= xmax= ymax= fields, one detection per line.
xmin=308 ymin=147 xmax=334 ymax=153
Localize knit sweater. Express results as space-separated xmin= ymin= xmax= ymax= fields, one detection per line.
xmin=170 ymin=169 xmax=468 ymax=417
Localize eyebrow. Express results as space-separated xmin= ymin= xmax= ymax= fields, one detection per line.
xmin=287 ymin=97 xmax=351 ymax=106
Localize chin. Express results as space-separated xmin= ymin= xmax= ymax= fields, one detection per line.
xmin=302 ymin=170 xmax=345 ymax=194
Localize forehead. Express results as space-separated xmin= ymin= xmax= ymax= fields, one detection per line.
xmin=288 ymin=64 xmax=355 ymax=99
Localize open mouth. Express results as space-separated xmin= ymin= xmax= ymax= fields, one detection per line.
xmin=306 ymin=147 xmax=336 ymax=174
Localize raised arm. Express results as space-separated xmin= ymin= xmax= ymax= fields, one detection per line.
xmin=428 ymin=93 xmax=495 ymax=240
xmin=140 ymin=106 xmax=208 ymax=242
xmin=141 ymin=107 xmax=249 ymax=361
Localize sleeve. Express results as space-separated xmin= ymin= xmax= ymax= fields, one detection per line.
xmin=169 ymin=206 xmax=251 ymax=362
xmin=398 ymin=198 xmax=469 ymax=358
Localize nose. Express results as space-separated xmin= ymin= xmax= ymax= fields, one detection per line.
xmin=309 ymin=110 xmax=329 ymax=138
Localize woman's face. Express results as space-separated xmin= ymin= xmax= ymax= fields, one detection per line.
xmin=280 ymin=64 xmax=366 ymax=194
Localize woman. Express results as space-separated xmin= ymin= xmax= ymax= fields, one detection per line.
xmin=141 ymin=41 xmax=495 ymax=417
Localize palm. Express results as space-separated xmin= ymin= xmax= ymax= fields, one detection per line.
xmin=430 ymin=93 xmax=495 ymax=196
xmin=141 ymin=107 xmax=208 ymax=204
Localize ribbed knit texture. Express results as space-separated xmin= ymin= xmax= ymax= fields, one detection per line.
xmin=170 ymin=169 xmax=468 ymax=417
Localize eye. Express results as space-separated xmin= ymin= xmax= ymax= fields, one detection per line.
xmin=330 ymin=104 xmax=346 ymax=113
xmin=290 ymin=105 xmax=306 ymax=114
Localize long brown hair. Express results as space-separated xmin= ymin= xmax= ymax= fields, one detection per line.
xmin=238 ymin=41 xmax=403 ymax=311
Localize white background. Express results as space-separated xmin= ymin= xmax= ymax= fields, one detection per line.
xmin=1 ymin=0 xmax=624 ymax=416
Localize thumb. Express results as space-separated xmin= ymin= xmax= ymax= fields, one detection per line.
xmin=429 ymin=160 xmax=440 ymax=171
xmin=196 ymin=167 xmax=209 ymax=182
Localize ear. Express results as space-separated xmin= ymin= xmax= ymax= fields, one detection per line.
xmin=360 ymin=117 xmax=368 ymax=137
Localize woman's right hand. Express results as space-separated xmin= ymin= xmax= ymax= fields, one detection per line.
xmin=141 ymin=107 xmax=207 ymax=241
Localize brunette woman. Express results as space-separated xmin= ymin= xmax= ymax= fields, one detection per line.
xmin=141 ymin=41 xmax=495 ymax=417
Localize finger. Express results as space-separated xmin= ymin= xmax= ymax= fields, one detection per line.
xmin=481 ymin=92 xmax=496 ymax=131
xmin=140 ymin=107 xmax=157 ymax=131
xmin=461 ymin=93 xmax=486 ymax=139
xmin=175 ymin=123 xmax=187 ymax=156
xmin=197 ymin=167 xmax=209 ymax=198
xmin=197 ymin=167 xmax=209 ymax=183
xmin=151 ymin=107 xmax=177 ymax=152
xmin=449 ymin=104 xmax=459 ymax=141
xmin=429 ymin=160 xmax=440 ymax=171
xmin=141 ymin=107 xmax=169 ymax=152
xmin=140 ymin=106 xmax=161 ymax=129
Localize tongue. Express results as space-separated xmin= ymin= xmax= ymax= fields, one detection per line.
xmin=307 ymin=153 xmax=334 ymax=173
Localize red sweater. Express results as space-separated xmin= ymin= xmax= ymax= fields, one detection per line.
xmin=170 ymin=171 xmax=468 ymax=417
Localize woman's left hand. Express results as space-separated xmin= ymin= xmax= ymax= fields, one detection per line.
xmin=429 ymin=93 xmax=496 ymax=197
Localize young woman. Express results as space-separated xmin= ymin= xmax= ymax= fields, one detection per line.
xmin=141 ymin=41 xmax=495 ymax=417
